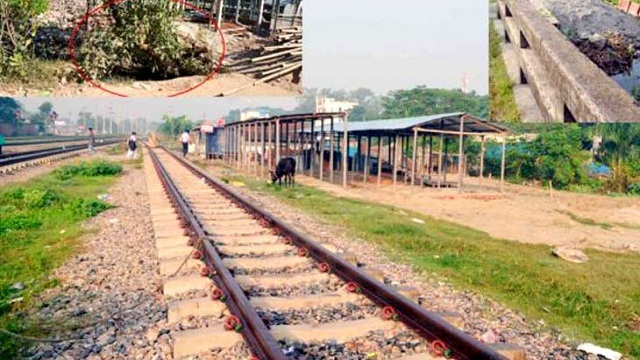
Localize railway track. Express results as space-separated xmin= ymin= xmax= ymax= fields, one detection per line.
xmin=0 ymin=139 xmax=122 ymax=174
xmin=2 ymin=137 xmax=111 ymax=147
xmin=145 ymin=145 xmax=518 ymax=360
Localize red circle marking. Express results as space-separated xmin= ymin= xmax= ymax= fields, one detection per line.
xmin=69 ymin=0 xmax=227 ymax=97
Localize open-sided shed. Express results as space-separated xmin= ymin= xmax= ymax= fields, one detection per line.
xmin=326 ymin=113 xmax=509 ymax=191
xmin=222 ymin=112 xmax=509 ymax=192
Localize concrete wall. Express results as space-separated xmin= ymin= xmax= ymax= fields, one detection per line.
xmin=498 ymin=0 xmax=640 ymax=122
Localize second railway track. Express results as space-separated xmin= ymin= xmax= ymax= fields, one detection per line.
xmin=145 ymin=145 xmax=515 ymax=360
xmin=0 ymin=139 xmax=122 ymax=174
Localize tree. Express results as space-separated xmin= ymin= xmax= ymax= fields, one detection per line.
xmin=38 ymin=101 xmax=53 ymax=116
xmin=0 ymin=97 xmax=22 ymax=123
xmin=158 ymin=114 xmax=193 ymax=138
xmin=27 ymin=101 xmax=54 ymax=128
xmin=293 ymin=88 xmax=319 ymax=113
xmin=380 ymin=87 xmax=489 ymax=119
xmin=350 ymin=88 xmax=375 ymax=104
xmin=589 ymin=124 xmax=640 ymax=193
xmin=519 ymin=125 xmax=588 ymax=189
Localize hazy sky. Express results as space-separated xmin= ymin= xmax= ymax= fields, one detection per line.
xmin=303 ymin=0 xmax=488 ymax=94
xmin=15 ymin=97 xmax=300 ymax=121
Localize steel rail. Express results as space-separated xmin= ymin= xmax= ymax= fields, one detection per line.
xmin=0 ymin=140 xmax=122 ymax=167
xmin=147 ymin=146 xmax=287 ymax=360
xmin=0 ymin=144 xmax=89 ymax=160
xmin=4 ymin=137 xmax=121 ymax=147
xmin=159 ymin=144 xmax=508 ymax=360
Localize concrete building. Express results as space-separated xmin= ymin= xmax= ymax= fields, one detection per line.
xmin=315 ymin=97 xmax=358 ymax=114
xmin=241 ymin=109 xmax=271 ymax=121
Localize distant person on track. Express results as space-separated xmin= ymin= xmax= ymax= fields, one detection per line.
xmin=127 ymin=131 xmax=137 ymax=158
xmin=88 ymin=127 xmax=96 ymax=153
xmin=180 ymin=130 xmax=190 ymax=157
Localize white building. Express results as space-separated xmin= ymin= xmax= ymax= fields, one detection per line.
xmin=241 ymin=109 xmax=270 ymax=121
xmin=315 ymin=96 xmax=358 ymax=113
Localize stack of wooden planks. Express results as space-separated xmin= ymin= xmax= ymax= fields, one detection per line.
xmin=225 ymin=26 xmax=302 ymax=83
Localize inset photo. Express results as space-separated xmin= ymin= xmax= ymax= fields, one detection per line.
xmin=0 ymin=0 xmax=302 ymax=97
xmin=490 ymin=0 xmax=640 ymax=122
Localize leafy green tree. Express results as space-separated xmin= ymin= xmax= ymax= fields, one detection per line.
xmin=27 ymin=101 xmax=54 ymax=127
xmin=380 ymin=87 xmax=489 ymax=119
xmin=0 ymin=97 xmax=23 ymax=123
xmin=587 ymin=124 xmax=640 ymax=192
xmin=529 ymin=125 xmax=590 ymax=189
xmin=38 ymin=101 xmax=53 ymax=116
xmin=158 ymin=114 xmax=193 ymax=138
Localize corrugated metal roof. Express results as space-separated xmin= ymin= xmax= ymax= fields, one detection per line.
xmin=226 ymin=112 xmax=507 ymax=135
xmin=329 ymin=113 xmax=465 ymax=132
xmin=317 ymin=113 xmax=506 ymax=134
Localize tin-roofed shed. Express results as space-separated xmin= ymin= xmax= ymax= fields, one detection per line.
xmin=222 ymin=112 xmax=509 ymax=192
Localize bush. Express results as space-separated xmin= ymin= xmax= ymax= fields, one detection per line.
xmin=68 ymin=198 xmax=112 ymax=217
xmin=78 ymin=0 xmax=214 ymax=80
xmin=0 ymin=187 xmax=25 ymax=204
xmin=0 ymin=214 xmax=42 ymax=234
xmin=53 ymin=160 xmax=122 ymax=180
xmin=603 ymin=159 xmax=630 ymax=194
xmin=0 ymin=0 xmax=49 ymax=79
xmin=23 ymin=189 xmax=60 ymax=209
xmin=628 ymin=182 xmax=640 ymax=195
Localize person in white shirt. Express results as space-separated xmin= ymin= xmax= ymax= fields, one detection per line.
xmin=127 ymin=132 xmax=137 ymax=158
xmin=180 ymin=130 xmax=190 ymax=157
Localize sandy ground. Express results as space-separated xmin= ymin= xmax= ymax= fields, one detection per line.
xmin=289 ymin=174 xmax=640 ymax=253
xmin=0 ymin=71 xmax=301 ymax=98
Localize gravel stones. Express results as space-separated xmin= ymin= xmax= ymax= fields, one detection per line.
xmin=257 ymin=302 xmax=378 ymax=326
xmin=278 ymin=329 xmax=429 ymax=359
xmin=247 ymin=278 xmax=345 ymax=297
xmin=230 ymin=262 xmax=315 ymax=276
xmin=26 ymin=165 xmax=168 ymax=360
xmin=205 ymin=165 xmax=590 ymax=359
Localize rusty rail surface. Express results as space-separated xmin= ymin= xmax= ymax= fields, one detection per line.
xmin=148 ymin=147 xmax=287 ymax=360
xmin=157 ymin=145 xmax=507 ymax=360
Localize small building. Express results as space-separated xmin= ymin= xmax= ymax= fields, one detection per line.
xmin=315 ymin=96 xmax=358 ymax=113
xmin=192 ymin=119 xmax=226 ymax=159
xmin=241 ymin=109 xmax=271 ymax=121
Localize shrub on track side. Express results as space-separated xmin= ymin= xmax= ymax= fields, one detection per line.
xmin=0 ymin=160 xmax=120 ymax=358
xmin=53 ymin=160 xmax=122 ymax=180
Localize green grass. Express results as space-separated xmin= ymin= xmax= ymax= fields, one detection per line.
xmin=228 ymin=174 xmax=640 ymax=358
xmin=489 ymin=20 xmax=521 ymax=122
xmin=0 ymin=59 xmax=68 ymax=95
xmin=556 ymin=210 xmax=615 ymax=230
xmin=106 ymin=143 xmax=128 ymax=155
xmin=0 ymin=160 xmax=122 ymax=358
xmin=603 ymin=0 xmax=640 ymax=5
